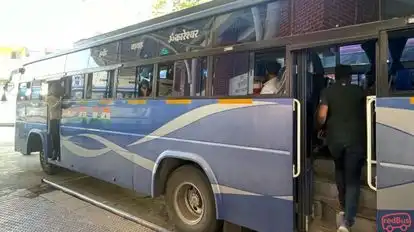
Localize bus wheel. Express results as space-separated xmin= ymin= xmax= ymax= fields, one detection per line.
xmin=39 ymin=149 xmax=58 ymax=175
xmin=165 ymin=165 xmax=222 ymax=232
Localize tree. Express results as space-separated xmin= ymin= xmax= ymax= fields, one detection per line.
xmin=152 ymin=0 xmax=211 ymax=17
xmin=152 ymin=0 xmax=168 ymax=17
xmin=172 ymin=0 xmax=210 ymax=11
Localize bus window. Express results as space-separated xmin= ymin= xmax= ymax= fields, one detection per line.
xmin=388 ymin=35 xmax=414 ymax=92
xmin=213 ymin=52 xmax=250 ymax=96
xmin=62 ymin=77 xmax=72 ymax=99
xmin=157 ymin=63 xmax=174 ymax=97
xmin=70 ymin=74 xmax=85 ymax=100
xmin=85 ymin=71 xmax=114 ymax=99
xmin=157 ymin=58 xmax=206 ymax=97
xmin=17 ymin=82 xmax=31 ymax=101
xmin=31 ymin=80 xmax=42 ymax=100
xmin=313 ymin=43 xmax=373 ymax=91
xmin=213 ymin=51 xmax=286 ymax=96
xmin=255 ymin=51 xmax=286 ymax=96
xmin=117 ymin=65 xmax=154 ymax=99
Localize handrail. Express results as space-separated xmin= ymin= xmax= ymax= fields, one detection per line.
xmin=293 ymin=99 xmax=301 ymax=178
xmin=366 ymin=95 xmax=377 ymax=191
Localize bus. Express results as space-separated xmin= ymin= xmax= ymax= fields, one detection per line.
xmin=11 ymin=0 xmax=414 ymax=231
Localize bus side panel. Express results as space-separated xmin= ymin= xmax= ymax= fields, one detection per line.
xmin=59 ymin=98 xmax=294 ymax=232
xmin=60 ymin=100 xmax=135 ymax=190
xmin=136 ymin=98 xmax=294 ymax=232
xmin=14 ymin=100 xmax=47 ymax=154
xmin=15 ymin=101 xmax=27 ymax=153
xmin=376 ymin=97 xmax=414 ymax=228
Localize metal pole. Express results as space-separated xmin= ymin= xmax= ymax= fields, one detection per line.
xmin=41 ymin=178 xmax=170 ymax=232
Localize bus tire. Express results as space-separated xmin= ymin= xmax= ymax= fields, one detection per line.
xmin=165 ymin=165 xmax=222 ymax=232
xmin=39 ymin=148 xmax=59 ymax=175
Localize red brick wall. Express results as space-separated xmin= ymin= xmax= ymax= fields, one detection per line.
xmin=292 ymin=0 xmax=325 ymax=34
xmin=292 ymin=0 xmax=379 ymax=35
xmin=279 ymin=0 xmax=292 ymax=37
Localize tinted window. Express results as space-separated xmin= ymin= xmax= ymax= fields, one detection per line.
xmin=213 ymin=1 xmax=292 ymax=46
xmin=155 ymin=18 xmax=212 ymax=54
xmin=157 ymin=63 xmax=174 ymax=97
xmin=31 ymin=80 xmax=42 ymax=100
xmin=65 ymin=50 xmax=91 ymax=72
xmin=17 ymin=82 xmax=31 ymax=101
xmin=120 ymin=18 xmax=213 ymax=62
xmin=85 ymin=71 xmax=114 ymax=99
xmin=71 ymin=74 xmax=85 ymax=100
xmin=136 ymin=65 xmax=154 ymax=97
xmin=340 ymin=45 xmax=370 ymax=66
xmin=156 ymin=58 xmax=206 ymax=97
xmin=89 ymin=42 xmax=119 ymax=68
xmin=254 ymin=51 xmax=287 ymax=96
xmin=213 ymin=52 xmax=250 ymax=96
xmin=117 ymin=67 xmax=137 ymax=99
xmin=116 ymin=65 xmax=154 ymax=99
xmin=120 ymin=35 xmax=160 ymax=62
xmin=388 ymin=34 xmax=414 ymax=92
xmin=382 ymin=0 xmax=414 ymax=20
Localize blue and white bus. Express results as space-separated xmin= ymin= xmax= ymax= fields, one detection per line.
xmin=11 ymin=0 xmax=414 ymax=231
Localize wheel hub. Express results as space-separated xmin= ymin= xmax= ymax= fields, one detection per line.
xmin=174 ymin=182 xmax=205 ymax=225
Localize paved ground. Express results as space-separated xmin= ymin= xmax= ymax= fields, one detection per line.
xmin=0 ymin=127 xmax=174 ymax=232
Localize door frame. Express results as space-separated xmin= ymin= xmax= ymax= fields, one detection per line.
xmin=288 ymin=31 xmax=384 ymax=230
xmin=288 ymin=47 xmax=312 ymax=232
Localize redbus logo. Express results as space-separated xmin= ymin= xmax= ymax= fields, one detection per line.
xmin=381 ymin=213 xmax=412 ymax=232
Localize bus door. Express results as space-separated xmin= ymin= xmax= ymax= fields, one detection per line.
xmin=290 ymin=37 xmax=379 ymax=231
xmin=45 ymin=78 xmax=66 ymax=161
xmin=290 ymin=47 xmax=319 ymax=232
xmin=374 ymin=28 xmax=414 ymax=231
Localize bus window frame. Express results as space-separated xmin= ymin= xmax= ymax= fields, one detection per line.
xmin=22 ymin=17 xmax=414 ymax=101
xmin=377 ymin=29 xmax=414 ymax=97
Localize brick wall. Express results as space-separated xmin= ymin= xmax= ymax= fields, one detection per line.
xmin=279 ymin=0 xmax=292 ymax=37
xmin=292 ymin=0 xmax=379 ymax=35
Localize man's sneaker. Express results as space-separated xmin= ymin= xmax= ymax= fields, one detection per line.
xmin=336 ymin=211 xmax=345 ymax=227
xmin=337 ymin=225 xmax=351 ymax=232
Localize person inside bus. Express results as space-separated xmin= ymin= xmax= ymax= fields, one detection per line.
xmin=47 ymin=81 xmax=64 ymax=161
xmin=260 ymin=62 xmax=283 ymax=95
xmin=138 ymin=79 xmax=151 ymax=97
xmin=316 ymin=64 xmax=366 ymax=232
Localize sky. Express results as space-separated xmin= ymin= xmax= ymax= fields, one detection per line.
xmin=0 ymin=0 xmax=154 ymax=50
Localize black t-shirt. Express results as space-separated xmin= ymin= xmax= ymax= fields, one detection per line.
xmin=319 ymin=82 xmax=366 ymax=146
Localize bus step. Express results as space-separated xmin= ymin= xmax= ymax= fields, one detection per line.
xmin=312 ymin=198 xmax=377 ymax=232
xmin=313 ymin=176 xmax=376 ymax=210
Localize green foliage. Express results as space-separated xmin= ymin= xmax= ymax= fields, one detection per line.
xmin=172 ymin=0 xmax=209 ymax=11
xmin=152 ymin=0 xmax=168 ymax=17
xmin=152 ymin=0 xmax=210 ymax=17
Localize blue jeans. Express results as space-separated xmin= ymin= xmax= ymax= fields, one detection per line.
xmin=329 ymin=144 xmax=365 ymax=226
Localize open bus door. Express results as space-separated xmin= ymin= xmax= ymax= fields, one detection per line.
xmin=290 ymin=47 xmax=321 ymax=232
xmin=373 ymin=28 xmax=414 ymax=232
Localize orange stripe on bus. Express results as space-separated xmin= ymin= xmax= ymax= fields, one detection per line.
xmin=410 ymin=97 xmax=414 ymax=104
xmin=99 ymin=99 xmax=112 ymax=105
xmin=103 ymin=107 xmax=110 ymax=113
xmin=165 ymin=99 xmax=192 ymax=104
xmin=217 ymin=99 xmax=253 ymax=104
xmin=127 ymin=99 xmax=147 ymax=104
